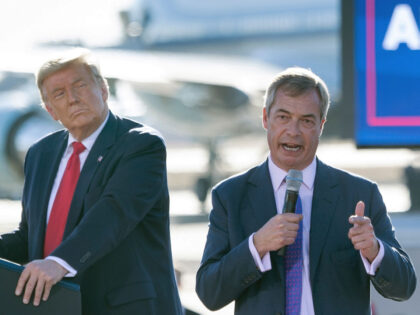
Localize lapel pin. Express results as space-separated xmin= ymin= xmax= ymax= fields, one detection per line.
xmin=97 ymin=155 xmax=103 ymax=163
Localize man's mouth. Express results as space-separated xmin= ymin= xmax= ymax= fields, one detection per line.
xmin=282 ymin=143 xmax=302 ymax=152
xmin=71 ymin=108 xmax=86 ymax=117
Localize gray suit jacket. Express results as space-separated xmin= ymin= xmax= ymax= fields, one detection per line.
xmin=196 ymin=158 xmax=416 ymax=315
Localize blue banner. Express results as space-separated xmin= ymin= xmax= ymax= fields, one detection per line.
xmin=355 ymin=0 xmax=420 ymax=146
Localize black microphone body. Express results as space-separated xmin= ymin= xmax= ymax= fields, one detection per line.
xmin=277 ymin=189 xmax=299 ymax=256
xmin=283 ymin=189 xmax=299 ymax=214
xmin=276 ymin=169 xmax=303 ymax=256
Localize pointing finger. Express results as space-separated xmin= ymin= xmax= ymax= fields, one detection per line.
xmin=355 ymin=201 xmax=365 ymax=217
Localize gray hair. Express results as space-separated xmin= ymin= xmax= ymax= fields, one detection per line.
xmin=263 ymin=67 xmax=330 ymax=120
xmin=36 ymin=48 xmax=108 ymax=106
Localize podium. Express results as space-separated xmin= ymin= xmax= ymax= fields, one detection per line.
xmin=0 ymin=258 xmax=81 ymax=314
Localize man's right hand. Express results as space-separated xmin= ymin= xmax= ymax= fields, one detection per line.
xmin=253 ymin=213 xmax=303 ymax=258
xmin=15 ymin=259 xmax=68 ymax=306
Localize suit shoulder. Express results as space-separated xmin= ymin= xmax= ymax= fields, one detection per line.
xmin=117 ymin=116 xmax=166 ymax=146
xmin=27 ymin=129 xmax=67 ymax=153
xmin=319 ymin=160 xmax=377 ymax=188
xmin=214 ymin=164 xmax=260 ymax=193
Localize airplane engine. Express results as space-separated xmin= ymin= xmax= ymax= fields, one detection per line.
xmin=125 ymin=78 xmax=265 ymax=210
xmin=131 ymin=81 xmax=258 ymax=139
xmin=0 ymin=72 xmax=59 ymax=198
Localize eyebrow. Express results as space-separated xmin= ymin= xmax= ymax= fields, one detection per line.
xmin=51 ymin=87 xmax=64 ymax=95
xmin=49 ymin=78 xmax=85 ymax=95
xmin=71 ymin=78 xmax=85 ymax=85
xmin=301 ymin=113 xmax=317 ymax=120
xmin=273 ymin=108 xmax=317 ymax=119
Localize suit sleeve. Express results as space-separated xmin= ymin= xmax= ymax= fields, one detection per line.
xmin=51 ymin=132 xmax=168 ymax=272
xmin=0 ymin=209 xmax=29 ymax=263
xmin=0 ymin=146 xmax=35 ymax=264
xmin=369 ymin=184 xmax=416 ymax=300
xmin=195 ymin=188 xmax=262 ymax=311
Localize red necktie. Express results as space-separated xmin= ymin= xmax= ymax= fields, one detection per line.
xmin=43 ymin=142 xmax=85 ymax=257
xmin=285 ymin=196 xmax=303 ymax=315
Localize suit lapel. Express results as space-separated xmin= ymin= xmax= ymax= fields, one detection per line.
xmin=245 ymin=160 xmax=278 ymax=233
xmin=33 ymin=132 xmax=68 ymax=258
xmin=309 ymin=159 xmax=339 ymax=285
xmin=63 ymin=112 xmax=118 ymax=237
xmin=244 ymin=160 xmax=286 ymax=279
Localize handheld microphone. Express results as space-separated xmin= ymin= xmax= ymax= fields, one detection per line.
xmin=277 ymin=169 xmax=303 ymax=256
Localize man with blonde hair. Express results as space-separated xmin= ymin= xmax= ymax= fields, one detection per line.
xmin=0 ymin=48 xmax=183 ymax=314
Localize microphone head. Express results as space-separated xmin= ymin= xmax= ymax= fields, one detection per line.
xmin=286 ymin=169 xmax=303 ymax=192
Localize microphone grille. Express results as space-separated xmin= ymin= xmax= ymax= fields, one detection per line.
xmin=286 ymin=169 xmax=303 ymax=192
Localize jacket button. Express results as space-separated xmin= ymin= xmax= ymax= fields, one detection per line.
xmin=80 ymin=251 xmax=91 ymax=263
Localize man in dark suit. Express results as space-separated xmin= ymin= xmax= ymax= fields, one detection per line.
xmin=196 ymin=67 xmax=416 ymax=315
xmin=0 ymin=48 xmax=183 ymax=314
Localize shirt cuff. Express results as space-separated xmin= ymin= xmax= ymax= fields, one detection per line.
xmin=360 ymin=239 xmax=384 ymax=276
xmin=45 ymin=256 xmax=77 ymax=277
xmin=248 ymin=233 xmax=272 ymax=272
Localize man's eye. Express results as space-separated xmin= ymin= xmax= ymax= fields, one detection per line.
xmin=278 ymin=115 xmax=289 ymax=121
xmin=302 ymin=119 xmax=315 ymax=127
xmin=53 ymin=91 xmax=64 ymax=99
xmin=76 ymin=82 xmax=87 ymax=89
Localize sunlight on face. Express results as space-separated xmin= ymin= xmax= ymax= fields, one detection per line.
xmin=263 ymin=89 xmax=325 ymax=171
xmin=43 ymin=63 xmax=109 ymax=141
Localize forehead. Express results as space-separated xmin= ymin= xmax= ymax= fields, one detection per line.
xmin=42 ymin=63 xmax=92 ymax=91
xmin=271 ymin=88 xmax=322 ymax=117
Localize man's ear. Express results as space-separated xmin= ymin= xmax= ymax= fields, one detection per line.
xmin=262 ymin=107 xmax=268 ymax=130
xmin=319 ymin=118 xmax=326 ymax=136
xmin=45 ymin=103 xmax=58 ymax=121
xmin=101 ymin=83 xmax=108 ymax=102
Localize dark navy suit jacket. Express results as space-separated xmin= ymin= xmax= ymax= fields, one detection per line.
xmin=0 ymin=112 xmax=183 ymax=315
xmin=196 ymin=159 xmax=416 ymax=315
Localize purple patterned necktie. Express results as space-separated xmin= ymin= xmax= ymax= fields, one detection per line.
xmin=285 ymin=196 xmax=303 ymax=315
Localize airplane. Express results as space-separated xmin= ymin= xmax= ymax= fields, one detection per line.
xmin=0 ymin=71 xmax=59 ymax=199
xmin=0 ymin=0 xmax=340 ymax=208
xmin=0 ymin=47 xmax=280 ymax=203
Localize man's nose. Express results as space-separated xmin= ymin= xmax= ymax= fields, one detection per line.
xmin=67 ymin=88 xmax=79 ymax=104
xmin=286 ymin=119 xmax=301 ymax=136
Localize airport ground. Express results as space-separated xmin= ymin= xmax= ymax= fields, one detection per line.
xmin=0 ymin=137 xmax=419 ymax=314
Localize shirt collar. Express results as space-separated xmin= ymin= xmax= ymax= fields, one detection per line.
xmin=268 ymin=155 xmax=317 ymax=192
xmin=67 ymin=111 xmax=110 ymax=152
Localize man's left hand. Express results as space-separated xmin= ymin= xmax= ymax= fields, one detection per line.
xmin=348 ymin=201 xmax=379 ymax=263
xmin=15 ymin=259 xmax=68 ymax=306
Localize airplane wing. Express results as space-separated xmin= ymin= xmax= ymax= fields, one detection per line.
xmin=0 ymin=46 xmax=280 ymax=197
xmin=2 ymin=46 xmax=280 ymax=137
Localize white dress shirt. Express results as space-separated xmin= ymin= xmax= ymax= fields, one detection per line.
xmin=248 ymin=155 xmax=384 ymax=314
xmin=46 ymin=112 xmax=109 ymax=276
